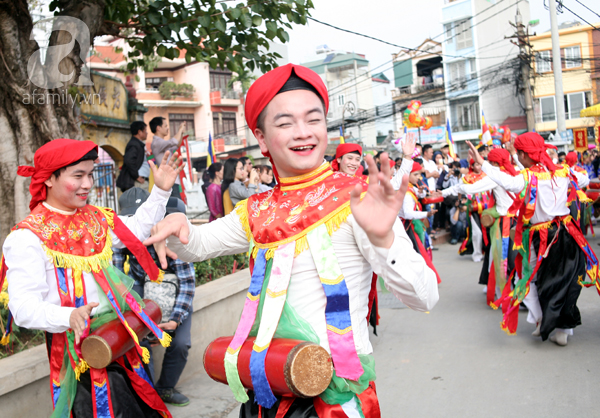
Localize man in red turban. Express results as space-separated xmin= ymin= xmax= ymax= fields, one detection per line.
xmin=331 ymin=143 xmax=363 ymax=176
xmin=146 ymin=63 xmax=439 ymax=417
xmin=1 ymin=139 xmax=184 ymax=417
xmin=468 ymin=135 xmax=597 ymax=346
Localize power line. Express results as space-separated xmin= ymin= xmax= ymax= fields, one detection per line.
xmin=573 ymin=0 xmax=600 ymax=20
xmin=306 ymin=16 xmax=514 ymax=61
xmin=560 ymin=2 xmax=600 ymax=31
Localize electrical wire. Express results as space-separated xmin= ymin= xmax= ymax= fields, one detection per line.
xmin=573 ymin=0 xmax=600 ymax=20
xmin=560 ymin=2 xmax=600 ymax=31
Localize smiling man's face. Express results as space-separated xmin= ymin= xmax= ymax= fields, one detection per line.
xmin=253 ymin=89 xmax=328 ymax=178
xmin=44 ymin=160 xmax=95 ymax=211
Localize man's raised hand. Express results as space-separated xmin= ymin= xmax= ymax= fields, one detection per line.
xmin=350 ymin=153 xmax=409 ymax=249
xmin=143 ymin=213 xmax=189 ymax=269
xmin=150 ymin=151 xmax=184 ymax=192
xmin=402 ymin=136 xmax=416 ymax=158
xmin=466 ymin=141 xmax=485 ymax=166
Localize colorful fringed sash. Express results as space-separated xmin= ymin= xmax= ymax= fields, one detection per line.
xmin=0 ymin=204 xmax=172 ymax=418
xmin=225 ymin=163 xmax=369 ymax=408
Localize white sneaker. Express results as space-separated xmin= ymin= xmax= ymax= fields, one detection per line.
xmin=482 ymin=286 xmax=487 ymax=294
xmin=532 ymin=322 xmax=541 ymax=337
xmin=549 ymin=331 xmax=568 ymax=346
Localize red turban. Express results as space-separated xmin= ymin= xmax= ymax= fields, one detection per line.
xmin=411 ymin=161 xmax=423 ymax=173
xmin=487 ymin=148 xmax=518 ymax=176
xmin=244 ymin=64 xmax=329 ymax=133
xmin=331 ymin=143 xmax=363 ymax=173
xmin=17 ymin=139 xmax=98 ymax=211
xmin=514 ymin=132 xmax=559 ymax=171
xmin=565 ymin=151 xmax=578 ymax=167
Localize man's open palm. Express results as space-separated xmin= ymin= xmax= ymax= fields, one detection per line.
xmin=350 ymin=153 xmax=408 ymax=249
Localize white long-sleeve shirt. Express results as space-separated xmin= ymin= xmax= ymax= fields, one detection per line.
xmin=442 ymin=170 xmax=514 ymax=216
xmin=391 ymin=158 xmax=414 ymax=190
xmin=481 ymin=161 xmax=589 ymax=224
xmin=4 ymin=186 xmax=171 ymax=333
xmin=399 ymin=187 xmax=428 ymax=220
xmin=167 ymin=210 xmax=439 ymax=356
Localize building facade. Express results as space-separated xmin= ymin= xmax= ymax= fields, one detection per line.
xmin=530 ymin=21 xmax=600 ymax=142
xmin=302 ymin=48 xmax=378 ymax=148
xmin=441 ymin=0 xmax=529 ymax=155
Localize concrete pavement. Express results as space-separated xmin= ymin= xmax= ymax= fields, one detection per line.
xmin=169 ymin=237 xmax=600 ymax=417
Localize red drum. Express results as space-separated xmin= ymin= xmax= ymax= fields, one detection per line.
xmin=587 ymin=190 xmax=600 ymax=202
xmin=204 ymin=337 xmax=333 ymax=398
xmin=421 ymin=196 xmax=444 ymax=205
xmin=588 ymin=181 xmax=600 ymax=190
xmin=81 ymin=300 xmax=162 ymax=369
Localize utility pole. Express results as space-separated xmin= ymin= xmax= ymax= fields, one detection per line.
xmin=515 ymin=9 xmax=535 ymax=132
xmin=548 ymin=0 xmax=566 ymax=136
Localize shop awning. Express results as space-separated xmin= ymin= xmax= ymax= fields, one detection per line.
xmin=581 ymin=104 xmax=600 ymax=118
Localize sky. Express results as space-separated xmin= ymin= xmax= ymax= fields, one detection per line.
xmin=283 ymin=0 xmax=600 ymax=83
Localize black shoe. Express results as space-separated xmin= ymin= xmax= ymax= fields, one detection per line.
xmin=159 ymin=388 xmax=190 ymax=406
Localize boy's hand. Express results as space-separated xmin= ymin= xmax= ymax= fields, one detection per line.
xmin=70 ymin=302 xmax=99 ymax=344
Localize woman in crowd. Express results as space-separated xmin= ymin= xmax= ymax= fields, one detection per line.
xmin=222 ymin=158 xmax=260 ymax=211
xmin=204 ymin=162 xmax=224 ymax=222
xmin=256 ymin=165 xmax=274 ymax=192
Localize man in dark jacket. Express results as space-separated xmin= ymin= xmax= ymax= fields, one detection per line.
xmin=117 ymin=121 xmax=148 ymax=192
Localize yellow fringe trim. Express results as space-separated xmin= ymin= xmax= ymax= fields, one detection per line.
xmin=158 ymin=331 xmax=172 ymax=348
xmin=489 ymin=303 xmax=498 ymax=310
xmin=43 ymin=232 xmax=113 ymax=273
xmin=0 ymin=334 xmax=10 ymax=345
xmin=265 ymin=248 xmax=275 ymax=260
xmin=141 ymin=347 xmax=151 ymax=364
xmin=530 ymin=220 xmax=553 ymax=232
xmin=97 ymin=206 xmax=115 ymax=229
xmin=577 ymin=190 xmax=592 ymax=203
xmin=237 ymin=199 xmax=355 ymax=258
xmin=74 ymin=359 xmax=89 ymax=380
xmin=529 ymin=165 xmax=570 ymax=181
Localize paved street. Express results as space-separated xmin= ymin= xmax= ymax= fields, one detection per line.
xmin=170 ymin=237 xmax=600 ymax=418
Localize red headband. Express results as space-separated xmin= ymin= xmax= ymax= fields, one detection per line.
xmin=514 ymin=132 xmax=559 ymax=172
xmin=18 ymin=139 xmax=98 ymax=211
xmin=331 ymin=143 xmax=363 ymax=172
xmin=487 ymin=148 xmax=518 ymax=176
xmin=411 ymin=161 xmax=423 ymax=173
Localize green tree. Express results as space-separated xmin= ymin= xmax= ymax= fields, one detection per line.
xmin=228 ymin=67 xmax=258 ymax=95
xmin=0 ymin=0 xmax=313 ymax=244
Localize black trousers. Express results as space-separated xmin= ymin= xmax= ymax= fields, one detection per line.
xmin=532 ymin=224 xmax=586 ymax=341
xmin=239 ymin=391 xmax=319 ymax=418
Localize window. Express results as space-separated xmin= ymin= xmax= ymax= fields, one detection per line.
xmin=536 ymin=51 xmax=551 ymax=73
xmin=145 ymin=77 xmax=173 ymax=91
xmin=337 ymin=94 xmax=345 ymax=107
xmin=454 ymin=100 xmax=480 ymax=131
xmin=468 ymin=58 xmax=477 ymax=79
xmin=449 ymin=61 xmax=466 ymax=85
xmin=444 ymin=23 xmax=453 ymax=44
xmin=536 ymin=92 xmax=591 ymax=122
xmin=455 ymin=19 xmax=473 ymax=50
xmin=564 ymin=46 xmax=581 ymax=69
xmin=213 ymin=112 xmax=237 ymax=137
xmin=169 ymin=113 xmax=195 ymax=139
xmin=210 ymin=71 xmax=232 ymax=91
xmin=539 ymin=96 xmax=556 ymax=122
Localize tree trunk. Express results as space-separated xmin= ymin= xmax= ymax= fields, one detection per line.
xmin=0 ymin=0 xmax=106 ymax=245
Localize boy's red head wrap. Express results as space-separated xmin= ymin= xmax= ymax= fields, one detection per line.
xmin=514 ymin=132 xmax=559 ymax=171
xmin=17 ymin=139 xmax=98 ymax=211
xmin=331 ymin=143 xmax=363 ymax=172
xmin=411 ymin=161 xmax=423 ymax=173
xmin=565 ymin=151 xmax=578 ymax=167
xmin=487 ymin=148 xmax=518 ymax=176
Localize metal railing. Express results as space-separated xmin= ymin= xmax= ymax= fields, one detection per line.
xmin=393 ymin=82 xmax=444 ymax=98
xmin=211 ymin=88 xmax=241 ymax=100
xmin=90 ymin=163 xmax=119 ymax=212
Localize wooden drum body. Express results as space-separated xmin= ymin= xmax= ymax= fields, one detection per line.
xmin=421 ymin=196 xmax=444 ymax=206
xmin=81 ymin=299 xmax=162 ymax=369
xmin=204 ymin=336 xmax=333 ymax=398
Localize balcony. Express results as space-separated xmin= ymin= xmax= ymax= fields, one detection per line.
xmin=392 ymin=82 xmax=444 ymax=100
xmin=215 ymin=135 xmax=243 ymax=146
xmin=453 ymin=122 xmax=480 ymax=133
xmin=210 ymin=89 xmax=243 ymax=107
